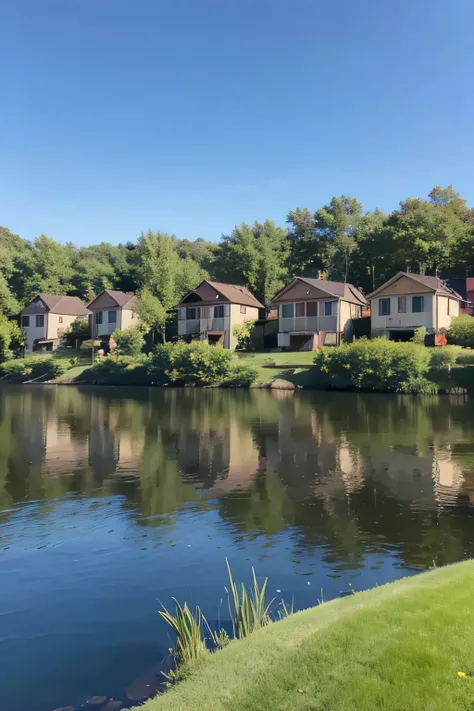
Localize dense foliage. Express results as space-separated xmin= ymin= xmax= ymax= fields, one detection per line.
xmin=429 ymin=347 xmax=459 ymax=372
xmin=148 ymin=341 xmax=235 ymax=386
xmin=1 ymin=183 xmax=474 ymax=358
xmin=1 ymin=355 xmax=68 ymax=381
xmin=112 ymin=325 xmax=145 ymax=357
xmin=447 ymin=315 xmax=474 ymax=348
xmin=313 ymin=339 xmax=437 ymax=394
xmin=232 ymin=320 xmax=256 ymax=351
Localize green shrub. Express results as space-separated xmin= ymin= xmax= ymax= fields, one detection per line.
xmin=112 ymin=326 xmax=145 ymax=357
xmin=312 ymin=338 xmax=437 ymax=394
xmin=65 ymin=317 xmax=90 ymax=344
xmin=429 ymin=346 xmax=458 ymax=372
xmin=148 ymin=341 xmax=234 ymax=386
xmin=84 ymin=354 xmax=149 ymax=384
xmin=222 ymin=364 xmax=258 ymax=387
xmin=232 ymin=320 xmax=256 ymax=351
xmin=411 ymin=326 xmax=427 ymax=345
xmin=447 ymin=315 xmax=474 ymax=348
xmin=1 ymin=355 xmax=67 ymax=381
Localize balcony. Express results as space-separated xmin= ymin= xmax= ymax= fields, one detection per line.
xmin=201 ymin=316 xmax=225 ymax=332
xmin=279 ymin=315 xmax=337 ymax=333
xmin=178 ymin=316 xmax=228 ymax=337
xmin=184 ymin=319 xmax=200 ymax=334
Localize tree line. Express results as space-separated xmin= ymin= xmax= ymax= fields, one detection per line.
xmin=1 ymin=184 xmax=474 ymax=345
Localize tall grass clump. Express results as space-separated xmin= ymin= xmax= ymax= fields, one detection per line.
xmin=313 ymin=338 xmax=437 ymax=394
xmin=159 ymin=599 xmax=209 ymax=667
xmin=226 ymin=559 xmax=274 ymax=639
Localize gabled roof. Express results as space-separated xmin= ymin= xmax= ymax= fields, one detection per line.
xmin=271 ymin=277 xmax=367 ymax=306
xmin=179 ymin=281 xmax=264 ymax=309
xmin=87 ymin=289 xmax=137 ymax=309
xmin=22 ymin=294 xmax=90 ymax=316
xmin=367 ymin=272 xmax=462 ymax=300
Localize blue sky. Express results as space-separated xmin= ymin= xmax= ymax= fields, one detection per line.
xmin=2 ymin=0 xmax=474 ymax=246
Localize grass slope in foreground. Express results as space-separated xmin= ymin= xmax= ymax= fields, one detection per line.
xmin=136 ymin=560 xmax=474 ymax=711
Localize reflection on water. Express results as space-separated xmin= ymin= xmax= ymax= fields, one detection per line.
xmin=1 ymin=385 xmax=474 ymax=710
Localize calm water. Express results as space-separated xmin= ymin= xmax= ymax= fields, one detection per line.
xmin=2 ymin=386 xmax=474 ymax=710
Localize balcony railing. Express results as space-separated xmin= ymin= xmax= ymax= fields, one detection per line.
xmin=178 ymin=316 xmax=228 ymax=337
xmin=279 ymin=315 xmax=337 ymax=333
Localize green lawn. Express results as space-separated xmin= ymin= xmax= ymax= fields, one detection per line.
xmin=136 ymin=560 xmax=474 ymax=711
xmin=234 ymin=351 xmax=317 ymax=385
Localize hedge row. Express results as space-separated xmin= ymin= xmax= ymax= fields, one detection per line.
xmin=313 ymin=339 xmax=438 ymax=394
xmin=81 ymin=342 xmax=258 ymax=387
xmin=1 ymin=355 xmax=68 ymax=381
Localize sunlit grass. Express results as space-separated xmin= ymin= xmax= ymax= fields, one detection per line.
xmin=139 ymin=560 xmax=474 ymax=711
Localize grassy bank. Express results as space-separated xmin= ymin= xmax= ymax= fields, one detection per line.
xmin=135 ymin=560 xmax=474 ymax=711
xmin=4 ymin=343 xmax=474 ymax=393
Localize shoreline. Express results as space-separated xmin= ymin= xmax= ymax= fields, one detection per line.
xmin=135 ymin=560 xmax=474 ymax=711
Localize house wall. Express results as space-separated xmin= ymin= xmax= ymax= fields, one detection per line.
xmin=371 ymin=294 xmax=434 ymax=334
xmin=339 ymin=300 xmax=352 ymax=342
xmin=46 ymin=313 xmax=79 ymax=340
xmin=24 ymin=316 xmax=48 ymax=352
xmin=375 ymin=276 xmax=433 ymax=296
xmin=89 ymin=292 xmax=121 ymax=309
xmin=229 ymin=304 xmax=260 ymax=349
xmin=120 ymin=308 xmax=140 ymax=330
xmin=93 ymin=307 xmax=123 ymax=338
xmin=273 ymin=280 xmax=339 ymax=303
xmin=437 ymin=296 xmax=460 ymax=330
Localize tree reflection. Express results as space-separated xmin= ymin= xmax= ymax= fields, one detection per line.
xmin=1 ymin=385 xmax=474 ymax=570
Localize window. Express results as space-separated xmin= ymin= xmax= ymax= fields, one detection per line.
xmin=214 ymin=304 xmax=225 ymax=318
xmin=96 ymin=312 xmax=103 ymax=325
xmin=447 ymin=299 xmax=451 ymax=316
xmin=59 ymin=316 xmax=63 ymax=324
xmin=324 ymin=301 xmax=337 ymax=316
xmin=379 ymin=298 xmax=391 ymax=316
xmin=397 ymin=296 xmax=407 ymax=313
xmin=240 ymin=305 xmax=247 ymax=314
xmin=186 ymin=307 xmax=200 ymax=320
xmin=412 ymin=296 xmax=424 ymax=313
xmin=22 ymin=316 xmax=30 ymax=327
xmin=295 ymin=302 xmax=305 ymax=317
xmin=36 ymin=315 xmax=44 ymax=327
xmin=307 ymin=301 xmax=318 ymax=317
xmin=281 ymin=303 xmax=294 ymax=319
xmin=108 ymin=310 xmax=117 ymax=324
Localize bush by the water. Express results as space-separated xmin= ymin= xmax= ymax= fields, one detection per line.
xmin=148 ymin=341 xmax=234 ymax=386
xmin=221 ymin=363 xmax=258 ymax=387
xmin=447 ymin=315 xmax=474 ymax=348
xmin=429 ymin=346 xmax=458 ymax=372
xmin=82 ymin=354 xmax=149 ymax=384
xmin=1 ymin=355 xmax=68 ymax=381
xmin=313 ymin=338 xmax=437 ymax=394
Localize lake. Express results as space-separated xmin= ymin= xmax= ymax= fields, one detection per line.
xmin=1 ymin=385 xmax=474 ymax=710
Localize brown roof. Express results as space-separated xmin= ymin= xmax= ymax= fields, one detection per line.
xmin=207 ymin=282 xmax=264 ymax=308
xmin=180 ymin=281 xmax=264 ymax=309
xmin=368 ymin=272 xmax=462 ymax=300
xmin=22 ymin=294 xmax=90 ymax=316
xmin=87 ymin=290 xmax=136 ymax=309
xmin=272 ymin=278 xmax=367 ymax=306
